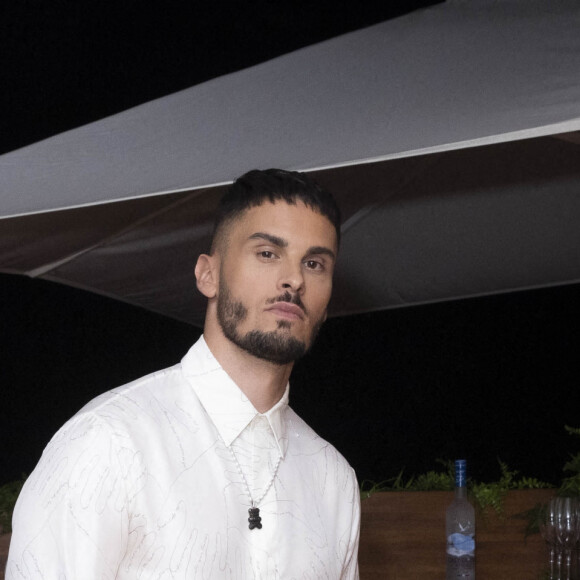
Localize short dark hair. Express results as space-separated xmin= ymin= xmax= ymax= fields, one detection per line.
xmin=211 ymin=168 xmax=341 ymax=252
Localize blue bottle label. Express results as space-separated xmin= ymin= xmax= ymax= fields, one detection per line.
xmin=447 ymin=532 xmax=475 ymax=556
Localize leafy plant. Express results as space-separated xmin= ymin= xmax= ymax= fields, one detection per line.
xmin=360 ymin=459 xmax=455 ymax=499
xmin=513 ymin=503 xmax=545 ymax=538
xmin=515 ymin=426 xmax=580 ymax=536
xmin=471 ymin=460 xmax=552 ymax=519
xmin=412 ymin=469 xmax=455 ymax=492
xmin=558 ymin=425 xmax=580 ymax=497
xmin=360 ymin=458 xmax=552 ymax=518
xmin=0 ymin=476 xmax=26 ymax=533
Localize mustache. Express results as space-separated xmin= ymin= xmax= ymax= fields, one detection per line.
xmin=266 ymin=291 xmax=306 ymax=314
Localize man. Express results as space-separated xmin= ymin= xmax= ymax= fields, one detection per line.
xmin=7 ymin=169 xmax=360 ymax=579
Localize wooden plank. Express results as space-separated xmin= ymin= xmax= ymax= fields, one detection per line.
xmin=0 ymin=533 xmax=10 ymax=580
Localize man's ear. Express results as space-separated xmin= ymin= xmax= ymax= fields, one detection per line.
xmin=195 ymin=254 xmax=218 ymax=298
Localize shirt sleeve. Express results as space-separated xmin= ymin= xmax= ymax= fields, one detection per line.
xmin=6 ymin=412 xmax=130 ymax=579
xmin=340 ymin=466 xmax=361 ymax=580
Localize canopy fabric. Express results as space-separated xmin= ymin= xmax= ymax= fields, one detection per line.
xmin=1 ymin=0 xmax=580 ymax=326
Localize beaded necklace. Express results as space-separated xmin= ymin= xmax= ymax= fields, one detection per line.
xmin=227 ymin=444 xmax=282 ymax=530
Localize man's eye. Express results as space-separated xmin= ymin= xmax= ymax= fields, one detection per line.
xmin=259 ymin=251 xmax=275 ymax=259
xmin=305 ymin=260 xmax=324 ymax=270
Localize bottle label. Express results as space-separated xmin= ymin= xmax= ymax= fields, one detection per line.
xmin=447 ymin=533 xmax=475 ymax=557
xmin=455 ymin=460 xmax=467 ymax=488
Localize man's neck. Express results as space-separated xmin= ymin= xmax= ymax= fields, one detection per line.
xmin=203 ymin=333 xmax=293 ymax=413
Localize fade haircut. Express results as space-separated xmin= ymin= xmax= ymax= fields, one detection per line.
xmin=210 ymin=168 xmax=342 ymax=253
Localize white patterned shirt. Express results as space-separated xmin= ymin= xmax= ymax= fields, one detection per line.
xmin=7 ymin=336 xmax=360 ymax=579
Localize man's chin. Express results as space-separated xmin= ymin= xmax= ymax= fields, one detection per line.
xmin=234 ymin=329 xmax=307 ymax=365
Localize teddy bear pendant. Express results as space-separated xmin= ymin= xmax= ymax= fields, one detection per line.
xmin=248 ymin=506 xmax=262 ymax=530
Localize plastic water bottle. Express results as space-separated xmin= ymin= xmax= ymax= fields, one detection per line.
xmin=446 ymin=459 xmax=475 ymax=579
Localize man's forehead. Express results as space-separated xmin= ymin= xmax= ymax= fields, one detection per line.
xmin=237 ymin=199 xmax=330 ymax=224
xmin=237 ymin=201 xmax=337 ymax=243
xmin=213 ymin=199 xmax=338 ymax=256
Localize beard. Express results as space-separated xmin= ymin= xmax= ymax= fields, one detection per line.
xmin=217 ymin=280 xmax=324 ymax=365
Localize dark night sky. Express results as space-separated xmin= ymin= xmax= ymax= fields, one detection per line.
xmin=2 ymin=0 xmax=580 ymax=488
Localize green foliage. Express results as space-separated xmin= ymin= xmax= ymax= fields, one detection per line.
xmin=412 ymin=470 xmax=455 ymax=492
xmin=512 ymin=503 xmax=545 ymax=538
xmin=564 ymin=426 xmax=580 ymax=437
xmin=558 ymin=425 xmax=580 ymax=497
xmin=514 ymin=426 xmax=580 ymax=538
xmin=360 ymin=458 xmax=552 ymax=518
xmin=0 ymin=476 xmax=26 ymax=533
xmin=512 ymin=477 xmax=554 ymax=490
xmin=472 ymin=460 xmax=552 ymax=519
xmin=360 ymin=479 xmax=392 ymax=498
xmin=360 ymin=460 xmax=455 ymax=499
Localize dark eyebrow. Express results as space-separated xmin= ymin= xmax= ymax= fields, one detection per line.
xmin=248 ymin=232 xmax=288 ymax=247
xmin=249 ymin=233 xmax=336 ymax=261
xmin=307 ymin=246 xmax=336 ymax=261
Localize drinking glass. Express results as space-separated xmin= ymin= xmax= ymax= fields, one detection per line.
xmin=541 ymin=497 xmax=580 ymax=579
xmin=556 ymin=497 xmax=580 ymax=579
xmin=540 ymin=498 xmax=561 ymax=578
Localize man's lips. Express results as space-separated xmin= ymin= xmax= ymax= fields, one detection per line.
xmin=266 ymin=302 xmax=305 ymax=320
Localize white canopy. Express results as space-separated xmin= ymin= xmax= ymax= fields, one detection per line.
xmin=1 ymin=0 xmax=580 ymax=326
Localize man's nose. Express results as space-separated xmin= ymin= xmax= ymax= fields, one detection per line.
xmin=278 ymin=262 xmax=305 ymax=294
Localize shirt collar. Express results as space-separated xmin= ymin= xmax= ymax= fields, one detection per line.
xmin=181 ymin=336 xmax=289 ymax=457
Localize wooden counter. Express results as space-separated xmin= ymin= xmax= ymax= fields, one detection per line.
xmin=359 ymin=489 xmax=554 ymax=579
xmin=0 ymin=533 xmax=9 ymax=580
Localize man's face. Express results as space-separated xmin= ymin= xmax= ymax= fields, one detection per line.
xmin=215 ymin=200 xmax=338 ymax=365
